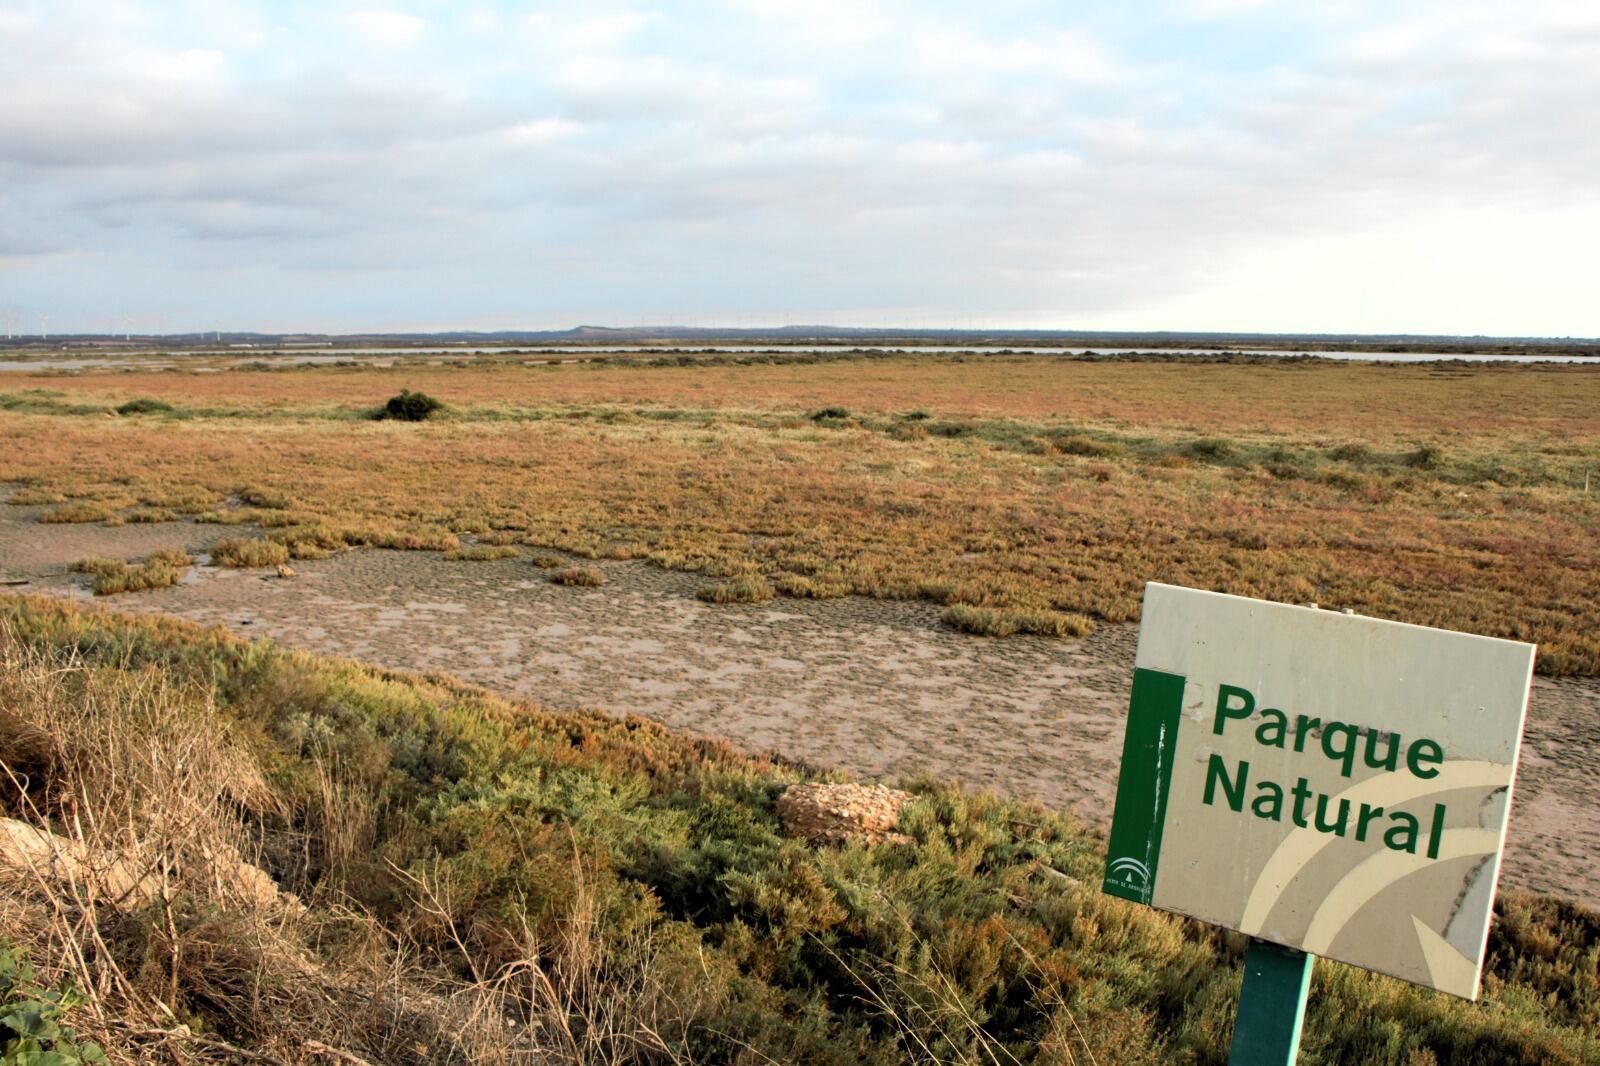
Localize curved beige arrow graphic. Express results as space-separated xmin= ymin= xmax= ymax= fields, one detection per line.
xmin=1239 ymin=760 xmax=1510 ymax=934
xmin=1300 ymin=828 xmax=1499 ymax=954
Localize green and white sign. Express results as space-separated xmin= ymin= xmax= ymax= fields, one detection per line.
xmin=1104 ymin=583 xmax=1535 ymax=1000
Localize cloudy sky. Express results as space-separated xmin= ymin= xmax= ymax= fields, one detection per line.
xmin=2 ymin=1 xmax=1597 ymax=336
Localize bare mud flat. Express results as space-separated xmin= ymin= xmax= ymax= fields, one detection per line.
xmin=2 ymin=505 xmax=1596 ymax=908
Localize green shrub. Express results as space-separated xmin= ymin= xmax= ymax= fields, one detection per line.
xmin=809 ymin=406 xmax=851 ymax=421
xmin=1329 ymin=442 xmax=1371 ymax=463
xmin=114 ymin=396 xmax=173 ymax=416
xmin=1048 ymin=434 xmax=1124 ymax=458
xmin=1407 ymin=443 xmax=1446 ymax=469
xmin=376 ymin=389 xmax=444 ymax=422
xmin=697 ymin=575 xmax=776 ymax=604
xmin=0 ymin=944 xmax=106 ymax=1064
xmin=210 ymin=537 xmax=291 ymax=568
xmin=549 ymin=565 xmax=605 ymax=587
xmin=1188 ymin=437 xmax=1239 ymax=460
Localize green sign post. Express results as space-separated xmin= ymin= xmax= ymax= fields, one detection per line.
xmin=1102 ymin=583 xmax=1536 ymax=1061
xmin=1229 ymin=940 xmax=1314 ymax=1065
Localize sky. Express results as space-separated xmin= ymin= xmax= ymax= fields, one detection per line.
xmin=2 ymin=1 xmax=1597 ymax=337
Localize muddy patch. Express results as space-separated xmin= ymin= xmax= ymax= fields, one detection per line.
xmin=1 ymin=504 xmax=1596 ymax=907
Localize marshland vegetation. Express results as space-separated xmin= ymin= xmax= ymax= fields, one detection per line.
xmin=1 ymin=595 xmax=1595 ymax=1064
xmin=1 ymin=354 xmax=1595 ymax=671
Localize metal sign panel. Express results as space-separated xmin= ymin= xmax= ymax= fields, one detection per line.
xmin=1103 ymin=583 xmax=1535 ymax=999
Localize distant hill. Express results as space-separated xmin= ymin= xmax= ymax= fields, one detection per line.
xmin=4 ymin=324 xmax=1597 ymax=351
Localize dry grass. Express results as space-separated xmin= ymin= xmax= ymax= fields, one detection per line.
xmin=3 ymin=356 xmax=1597 ymax=672
xmin=0 ymin=616 xmax=707 ymax=1065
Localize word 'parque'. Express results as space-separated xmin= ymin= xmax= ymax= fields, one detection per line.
xmin=1202 ymin=683 xmax=1450 ymax=857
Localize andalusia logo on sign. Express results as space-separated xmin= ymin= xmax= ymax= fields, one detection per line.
xmin=1102 ymin=584 xmax=1534 ymax=1000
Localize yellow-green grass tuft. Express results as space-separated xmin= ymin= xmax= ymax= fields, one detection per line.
xmin=443 ymin=544 xmax=520 ymax=561
xmin=697 ymin=575 xmax=777 ymax=604
xmin=39 ymin=501 xmax=117 ymax=524
xmin=210 ymin=536 xmax=291 ymax=568
xmin=71 ymin=548 xmax=191 ymax=595
xmin=941 ymin=603 xmax=1093 ymax=638
xmin=549 ymin=565 xmax=606 ymax=587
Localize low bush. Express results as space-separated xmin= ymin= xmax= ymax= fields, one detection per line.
xmin=38 ymin=502 xmax=115 ymax=525
xmin=237 ymin=487 xmax=292 ymax=509
xmin=697 ymin=575 xmax=776 ymax=604
xmin=549 ymin=565 xmax=605 ymax=587
xmin=113 ymin=397 xmax=173 ymax=416
xmin=71 ymin=549 xmax=191 ymax=595
xmin=375 ymin=389 xmax=444 ymax=422
xmin=772 ymin=573 xmax=851 ymax=599
xmin=1408 ymin=443 xmax=1446 ymax=469
xmin=528 ymin=552 xmax=569 ymax=569
xmin=809 ymin=405 xmax=851 ymax=421
xmin=941 ymin=603 xmax=1093 ymax=638
xmin=210 ymin=536 xmax=291 ymax=568
xmin=123 ymin=506 xmax=177 ymax=523
xmin=1328 ymin=442 xmax=1372 ymax=463
xmin=1188 ymin=437 xmax=1239 ymax=460
xmin=443 ymin=545 xmax=520 ymax=561
xmin=1048 ymin=433 xmax=1124 ymax=458
xmin=6 ymin=488 xmax=66 ymax=506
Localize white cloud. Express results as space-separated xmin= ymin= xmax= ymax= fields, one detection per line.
xmin=341 ymin=8 xmax=427 ymax=47
xmin=0 ymin=0 xmax=1594 ymax=335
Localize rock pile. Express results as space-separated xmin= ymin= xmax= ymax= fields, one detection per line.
xmin=776 ymin=782 xmax=915 ymax=846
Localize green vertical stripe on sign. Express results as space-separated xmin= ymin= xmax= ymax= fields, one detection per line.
xmin=1103 ymin=667 xmax=1186 ymax=904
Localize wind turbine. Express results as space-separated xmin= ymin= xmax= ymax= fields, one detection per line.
xmin=40 ymin=314 xmax=49 ymax=342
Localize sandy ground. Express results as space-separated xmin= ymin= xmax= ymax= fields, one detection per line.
xmin=1 ymin=504 xmax=1596 ymax=908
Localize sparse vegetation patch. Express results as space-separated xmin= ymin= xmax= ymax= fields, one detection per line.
xmin=696 ymin=574 xmax=776 ymax=604
xmin=113 ymin=396 xmax=174 ymax=416
xmin=942 ymin=603 xmax=1093 ymax=638
xmin=70 ymin=548 xmax=191 ymax=595
xmin=549 ymin=564 xmax=605 ymax=587
xmin=443 ymin=544 xmax=520 ymax=561
xmin=38 ymin=502 xmax=118 ymax=525
xmin=210 ymin=536 xmax=291 ymax=568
